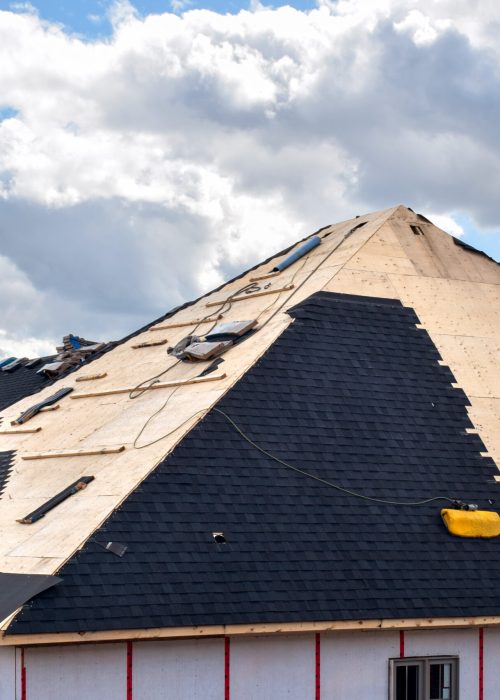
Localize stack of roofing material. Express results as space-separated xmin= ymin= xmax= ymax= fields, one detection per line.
xmin=37 ymin=335 xmax=109 ymax=377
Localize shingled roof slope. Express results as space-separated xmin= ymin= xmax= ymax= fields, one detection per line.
xmin=1 ymin=205 xmax=498 ymax=638
xmin=0 ymin=364 xmax=52 ymax=414
xmin=8 ymin=291 xmax=499 ymax=635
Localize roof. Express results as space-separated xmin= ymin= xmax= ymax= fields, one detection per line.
xmin=0 ymin=362 xmax=52 ymax=414
xmin=0 ymin=204 xmax=499 ymax=638
xmin=0 ymin=451 xmax=14 ymax=499
xmin=7 ymin=291 xmax=500 ymax=634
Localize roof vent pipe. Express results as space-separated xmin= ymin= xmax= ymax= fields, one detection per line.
xmin=273 ymin=235 xmax=321 ymax=272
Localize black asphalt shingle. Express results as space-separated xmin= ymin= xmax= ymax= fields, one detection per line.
xmin=0 ymin=364 xmax=51 ymax=414
xmin=0 ymin=450 xmax=15 ymax=499
xmin=7 ymin=291 xmax=500 ymax=635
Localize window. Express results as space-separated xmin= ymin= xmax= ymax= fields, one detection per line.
xmin=389 ymin=657 xmax=458 ymax=700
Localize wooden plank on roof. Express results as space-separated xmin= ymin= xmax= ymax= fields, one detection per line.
xmin=38 ymin=405 xmax=60 ymax=414
xmin=22 ymin=446 xmax=125 ymax=461
xmin=131 ymin=339 xmax=168 ymax=349
xmin=206 ymin=285 xmax=294 ymax=307
xmin=150 ymin=315 xmax=223 ymax=331
xmin=249 ymin=271 xmax=281 ymax=282
xmin=0 ymin=427 xmax=42 ymax=435
xmin=70 ymin=372 xmax=227 ymax=399
xmin=75 ymin=373 xmax=108 ymax=382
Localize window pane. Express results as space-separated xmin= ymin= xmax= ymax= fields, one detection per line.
xmin=396 ymin=664 xmax=420 ymax=700
xmin=430 ymin=663 xmax=452 ymax=699
xmin=407 ymin=665 xmax=419 ymax=700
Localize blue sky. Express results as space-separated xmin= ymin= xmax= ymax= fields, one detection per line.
xmin=2 ymin=0 xmax=316 ymax=35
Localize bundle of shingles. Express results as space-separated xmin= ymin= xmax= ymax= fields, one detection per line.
xmin=37 ymin=334 xmax=109 ymax=377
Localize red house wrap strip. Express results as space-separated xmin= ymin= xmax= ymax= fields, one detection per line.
xmin=225 ymin=636 xmax=230 ymax=700
xmin=315 ymin=633 xmax=321 ymax=700
xmin=479 ymin=628 xmax=484 ymax=700
xmin=127 ymin=641 xmax=133 ymax=699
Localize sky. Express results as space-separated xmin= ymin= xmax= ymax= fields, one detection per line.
xmin=0 ymin=0 xmax=499 ymax=359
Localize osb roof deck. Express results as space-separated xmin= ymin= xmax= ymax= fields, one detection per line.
xmin=0 ymin=204 xmax=498 ymax=598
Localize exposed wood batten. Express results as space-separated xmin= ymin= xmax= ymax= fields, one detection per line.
xmin=206 ymin=285 xmax=294 ymax=308
xmin=0 ymin=427 xmax=42 ymax=435
xmin=131 ymin=339 xmax=168 ymax=349
xmin=75 ymin=373 xmax=108 ymax=382
xmin=38 ymin=405 xmax=60 ymax=413
xmin=22 ymin=446 xmax=125 ymax=461
xmin=149 ymin=315 xmax=223 ymax=331
xmin=249 ymin=271 xmax=281 ymax=282
xmin=70 ymin=372 xmax=226 ymax=399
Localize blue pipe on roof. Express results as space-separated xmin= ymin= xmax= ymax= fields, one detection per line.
xmin=273 ymin=235 xmax=321 ymax=272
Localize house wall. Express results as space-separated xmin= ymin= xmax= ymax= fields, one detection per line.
xmin=1 ymin=626 xmax=497 ymax=699
xmin=0 ymin=646 xmax=15 ymax=698
xmin=20 ymin=643 xmax=126 ymax=700
xmin=133 ymin=638 xmax=224 ymax=700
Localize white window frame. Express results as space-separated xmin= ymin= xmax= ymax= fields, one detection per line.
xmin=389 ymin=655 xmax=459 ymax=700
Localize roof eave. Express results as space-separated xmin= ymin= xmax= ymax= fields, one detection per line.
xmin=3 ymin=615 xmax=500 ymax=647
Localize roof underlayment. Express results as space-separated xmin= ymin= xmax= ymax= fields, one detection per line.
xmin=0 ymin=205 xmax=499 ymax=642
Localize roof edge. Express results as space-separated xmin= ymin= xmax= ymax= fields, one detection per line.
xmin=3 ymin=615 xmax=500 ymax=646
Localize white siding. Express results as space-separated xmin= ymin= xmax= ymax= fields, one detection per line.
xmin=24 ymin=643 xmax=126 ymax=700
xmin=133 ymin=638 xmax=224 ymax=700
xmin=404 ymin=628 xmax=478 ymax=699
xmin=2 ymin=626 xmax=499 ymax=699
xmin=484 ymin=627 xmax=500 ymax=699
xmin=321 ymin=630 xmax=399 ymax=700
xmin=230 ymin=634 xmax=315 ymax=700
xmin=0 ymin=646 xmax=16 ymax=699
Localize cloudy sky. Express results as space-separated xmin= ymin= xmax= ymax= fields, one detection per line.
xmin=0 ymin=0 xmax=499 ymax=359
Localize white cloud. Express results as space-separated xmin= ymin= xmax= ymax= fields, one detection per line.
xmin=0 ymin=0 xmax=499 ymax=356
xmin=425 ymin=213 xmax=464 ymax=239
xmin=0 ymin=330 xmax=55 ymax=361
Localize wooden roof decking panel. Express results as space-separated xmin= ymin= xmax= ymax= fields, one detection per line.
xmin=325 ymin=214 xmax=500 ymax=467
xmin=0 ymin=207 xmax=395 ymax=576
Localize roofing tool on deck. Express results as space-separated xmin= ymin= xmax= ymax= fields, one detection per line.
xmin=17 ymin=476 xmax=95 ymax=524
xmin=441 ymin=507 xmax=500 ymax=538
xmin=167 ymin=320 xmax=257 ymax=362
xmin=11 ymin=386 xmax=73 ymax=425
xmin=272 ymin=235 xmax=321 ymax=272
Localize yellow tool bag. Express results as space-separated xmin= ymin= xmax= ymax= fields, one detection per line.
xmin=441 ymin=508 xmax=500 ymax=538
